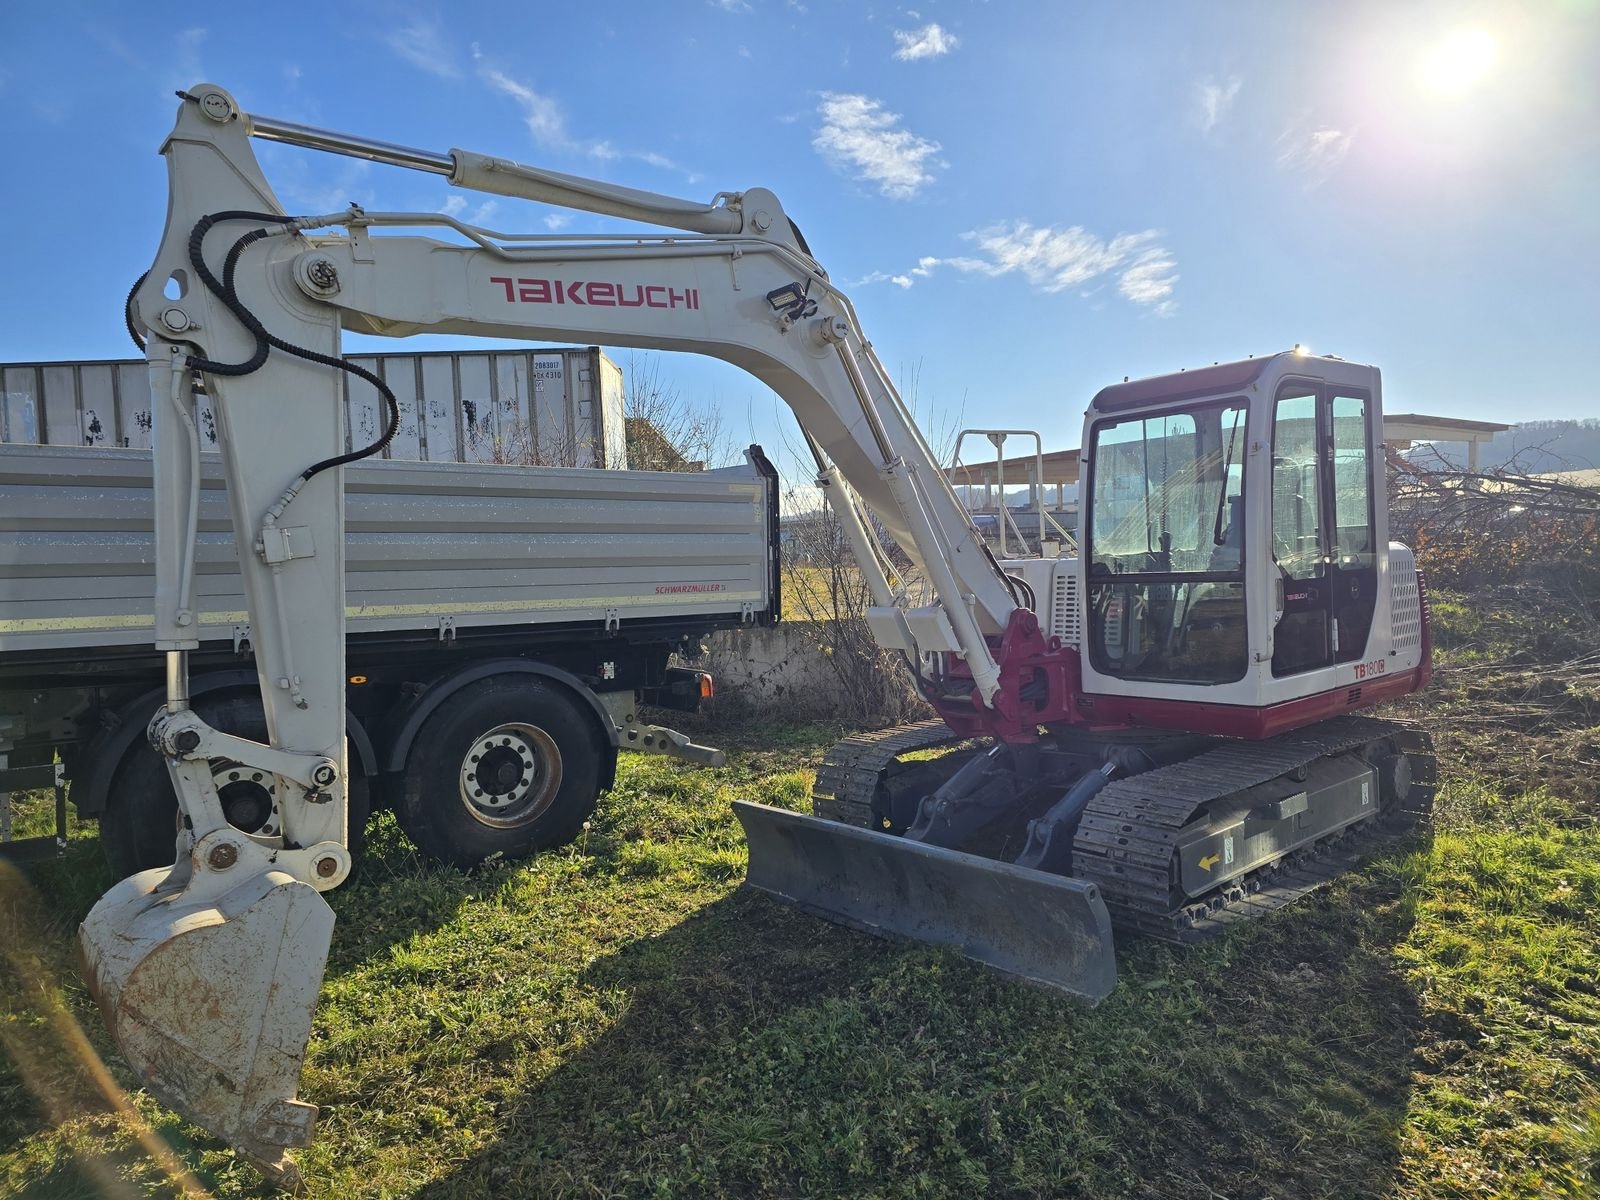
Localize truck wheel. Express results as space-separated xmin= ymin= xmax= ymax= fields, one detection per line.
xmin=397 ymin=677 xmax=605 ymax=869
xmin=98 ymin=695 xmax=369 ymax=880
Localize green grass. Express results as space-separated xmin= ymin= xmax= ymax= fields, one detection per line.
xmin=3 ymin=587 xmax=1599 ymax=1197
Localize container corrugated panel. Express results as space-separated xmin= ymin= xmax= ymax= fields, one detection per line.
xmin=0 ymin=444 xmax=770 ymax=656
xmin=0 ymin=346 xmax=625 ymax=468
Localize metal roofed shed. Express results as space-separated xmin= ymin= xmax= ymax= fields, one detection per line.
xmin=1383 ymin=413 xmax=1512 ymax=472
xmin=945 ymin=416 xmax=1512 ymax=488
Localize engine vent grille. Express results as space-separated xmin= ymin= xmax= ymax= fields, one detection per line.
xmin=1390 ymin=545 xmax=1422 ymax=652
xmin=1050 ymin=567 xmax=1082 ymax=646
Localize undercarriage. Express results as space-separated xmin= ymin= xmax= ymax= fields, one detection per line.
xmin=738 ymin=716 xmax=1434 ymax=992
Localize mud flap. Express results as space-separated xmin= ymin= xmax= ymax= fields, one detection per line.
xmin=79 ymin=864 xmax=334 ymax=1186
xmin=734 ymin=801 xmax=1118 ymax=1002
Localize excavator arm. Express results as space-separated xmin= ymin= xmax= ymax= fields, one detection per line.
xmin=81 ymin=84 xmax=1069 ymax=1183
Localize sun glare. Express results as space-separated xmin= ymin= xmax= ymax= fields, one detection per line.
xmin=1419 ymin=28 xmax=1499 ymax=98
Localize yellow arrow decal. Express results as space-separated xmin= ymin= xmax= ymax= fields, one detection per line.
xmin=1198 ymin=853 xmax=1221 ymax=871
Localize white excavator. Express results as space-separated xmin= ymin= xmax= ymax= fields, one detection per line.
xmin=83 ymin=85 xmax=1435 ymax=1183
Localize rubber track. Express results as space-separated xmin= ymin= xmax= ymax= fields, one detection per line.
xmin=1071 ymin=715 xmax=1436 ymax=943
xmin=811 ymin=719 xmax=961 ymax=828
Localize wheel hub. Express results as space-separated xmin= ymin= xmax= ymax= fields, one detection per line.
xmin=458 ymin=722 xmax=563 ymax=829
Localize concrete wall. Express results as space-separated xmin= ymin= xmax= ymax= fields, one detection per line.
xmin=700 ymin=621 xmax=840 ymax=717
xmin=697 ymin=620 xmax=928 ymax=724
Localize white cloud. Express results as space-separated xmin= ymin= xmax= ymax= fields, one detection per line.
xmin=482 ymin=67 xmax=571 ymax=148
xmin=709 ymin=0 xmax=750 ymax=10
xmin=963 ymin=224 xmax=1155 ymax=292
xmin=1276 ymin=123 xmax=1355 ymax=186
xmin=436 ymin=194 xmax=499 ymax=225
xmin=1116 ymin=246 xmax=1179 ymax=313
xmin=891 ymin=223 xmax=1178 ymax=313
xmin=851 ymin=271 xmax=915 ymax=289
xmin=634 ymin=150 xmax=680 ymax=171
xmin=1195 ymin=75 xmax=1241 ymax=133
xmin=480 ymin=66 xmax=692 ymax=179
xmin=544 ymin=213 xmax=573 ymax=231
xmin=893 ymin=22 xmax=959 ymax=61
xmin=384 ymin=18 xmax=461 ymax=79
xmin=176 ymin=28 xmax=206 ymax=66
xmin=813 ymin=93 xmax=943 ymax=199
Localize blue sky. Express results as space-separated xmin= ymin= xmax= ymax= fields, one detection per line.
xmin=2 ymin=1 xmax=1596 ymax=465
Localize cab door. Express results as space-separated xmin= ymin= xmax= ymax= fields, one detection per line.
xmin=1269 ymin=381 xmax=1379 ymax=677
xmin=1270 ymin=384 xmax=1332 ymax=675
xmin=1325 ymin=389 xmax=1378 ymax=664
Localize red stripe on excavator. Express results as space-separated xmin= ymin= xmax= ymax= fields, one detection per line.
xmin=929 ymin=581 xmax=1434 ymax=745
xmin=1076 ymin=664 xmax=1428 ymax=740
xmin=1083 ymin=570 xmax=1435 ymax=740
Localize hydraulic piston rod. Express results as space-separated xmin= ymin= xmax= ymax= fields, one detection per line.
xmin=240 ymin=105 xmax=743 ymax=235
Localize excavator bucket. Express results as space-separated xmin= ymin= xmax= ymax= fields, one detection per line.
xmin=79 ymin=859 xmax=334 ymax=1186
xmin=734 ymin=801 xmax=1118 ymax=1001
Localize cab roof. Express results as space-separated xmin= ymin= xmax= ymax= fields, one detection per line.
xmin=1088 ymin=350 xmax=1365 ymax=414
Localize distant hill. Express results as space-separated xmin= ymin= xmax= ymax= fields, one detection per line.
xmin=1405 ymin=419 xmax=1600 ymax=475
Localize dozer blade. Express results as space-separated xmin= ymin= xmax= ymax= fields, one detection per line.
xmin=734 ymin=801 xmax=1118 ymax=1002
xmin=80 ymin=863 xmax=334 ymax=1187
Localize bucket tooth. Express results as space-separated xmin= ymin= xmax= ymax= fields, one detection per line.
xmin=79 ymin=864 xmax=334 ymax=1182
xmin=735 ymin=801 xmax=1117 ymax=1002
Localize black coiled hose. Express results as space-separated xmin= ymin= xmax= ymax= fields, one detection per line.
xmin=124 ymin=272 xmax=148 ymax=352
xmin=194 ymin=210 xmax=401 ymax=480
xmin=127 ymin=209 xmax=400 ymax=489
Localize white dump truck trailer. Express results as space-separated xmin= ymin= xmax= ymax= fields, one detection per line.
xmin=0 ymin=347 xmax=779 ymax=874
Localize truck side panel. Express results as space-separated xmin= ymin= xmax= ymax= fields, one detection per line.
xmin=0 ymin=445 xmax=774 ymax=657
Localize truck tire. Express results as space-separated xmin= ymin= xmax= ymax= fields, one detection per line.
xmin=397 ymin=676 xmax=605 ymax=869
xmin=98 ymin=695 xmax=369 ymax=880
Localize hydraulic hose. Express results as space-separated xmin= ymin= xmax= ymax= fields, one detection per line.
xmin=124 ymin=272 xmax=148 ymax=352
xmin=126 ymin=210 xmax=402 ymax=487
xmin=184 ymin=210 xmax=401 ymax=484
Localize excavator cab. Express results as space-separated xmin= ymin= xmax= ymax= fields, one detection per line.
xmin=1077 ymin=352 xmax=1402 ymax=715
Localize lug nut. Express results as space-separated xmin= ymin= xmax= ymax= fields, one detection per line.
xmin=315 ymin=856 xmax=339 ymax=879
xmin=208 ymin=843 xmax=238 ymax=870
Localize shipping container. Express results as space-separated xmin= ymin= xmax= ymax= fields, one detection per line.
xmin=0 ymin=345 xmax=627 ymax=469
